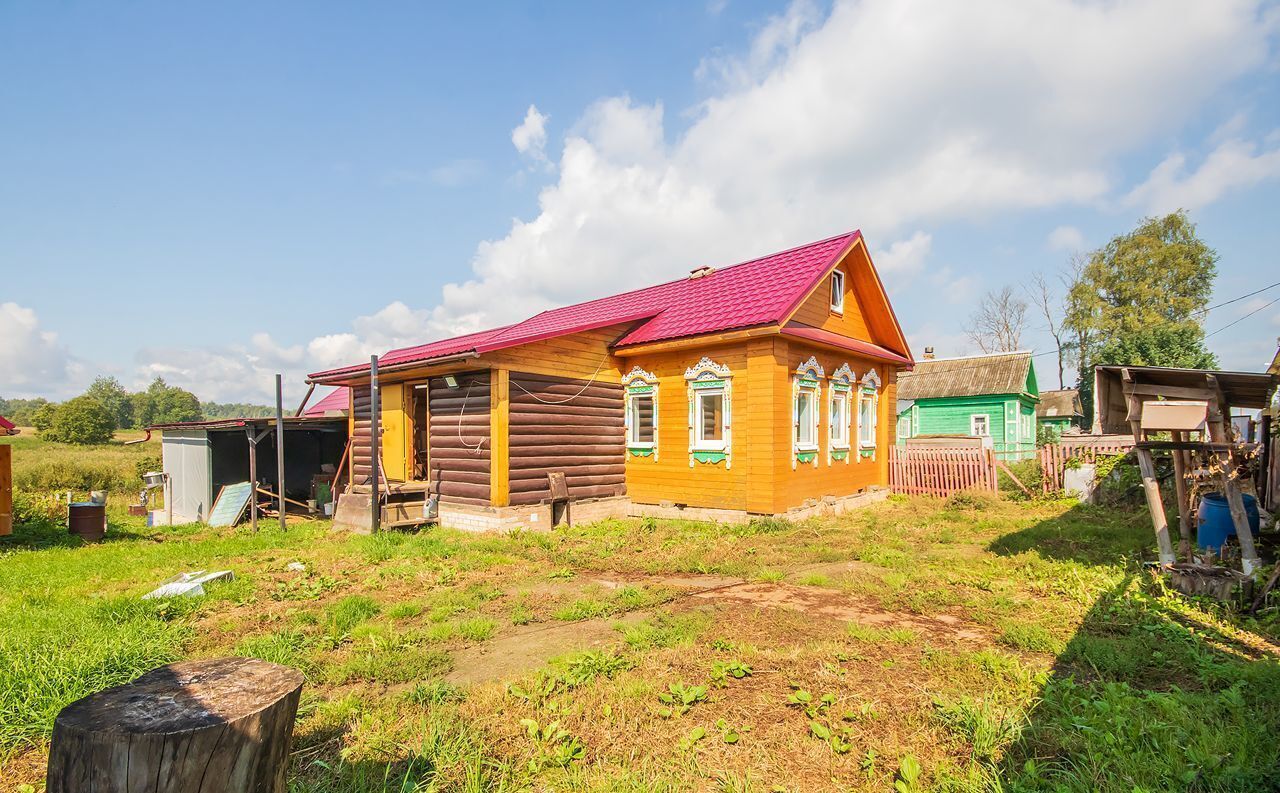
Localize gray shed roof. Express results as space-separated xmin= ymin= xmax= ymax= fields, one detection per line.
xmin=1037 ymin=389 xmax=1082 ymax=418
xmin=896 ymin=351 xmax=1033 ymax=400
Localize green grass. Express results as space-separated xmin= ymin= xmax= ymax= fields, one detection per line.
xmin=2 ymin=471 xmax=1278 ymax=791
xmin=2 ymin=428 xmax=160 ymax=495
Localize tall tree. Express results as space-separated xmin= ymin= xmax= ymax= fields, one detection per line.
xmin=1065 ymin=210 xmax=1218 ymax=420
xmin=85 ymin=376 xmax=135 ymax=429
xmin=1026 ymin=271 xmax=1072 ymax=389
xmin=964 ymin=286 xmax=1028 ymax=353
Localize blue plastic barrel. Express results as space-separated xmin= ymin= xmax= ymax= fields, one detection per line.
xmin=1196 ymin=492 xmax=1260 ymax=552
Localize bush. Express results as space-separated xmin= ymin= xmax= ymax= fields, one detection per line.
xmin=41 ymin=396 xmax=115 ymax=445
xmin=999 ymin=459 xmax=1043 ymax=499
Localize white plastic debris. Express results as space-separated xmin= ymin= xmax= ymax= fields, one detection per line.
xmin=143 ymin=570 xmax=234 ymax=599
xmin=286 ymin=561 xmax=307 ymax=572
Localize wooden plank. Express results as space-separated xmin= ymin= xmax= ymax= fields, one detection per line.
xmin=490 ymin=368 xmax=510 ymax=507
xmin=0 ymin=444 xmax=11 ymax=536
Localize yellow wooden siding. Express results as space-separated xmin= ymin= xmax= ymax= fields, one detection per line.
xmin=490 ymin=368 xmax=510 ymax=506
xmin=789 ymin=250 xmax=873 ymax=340
xmin=486 ymin=324 xmax=629 ymax=381
xmin=623 ymin=343 xmax=750 ymax=511
xmin=772 ymin=340 xmax=897 ymax=512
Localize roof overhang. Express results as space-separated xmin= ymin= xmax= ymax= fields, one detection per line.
xmin=780 ymin=322 xmax=914 ymax=367
xmin=150 ymin=416 xmax=347 ymax=432
xmin=1091 ymin=364 xmax=1278 ymax=435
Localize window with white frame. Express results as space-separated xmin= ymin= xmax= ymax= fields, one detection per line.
xmin=628 ymin=393 xmax=655 ymax=446
xmin=830 ymin=391 xmax=850 ymax=448
xmin=685 ymin=357 xmax=733 ymax=467
xmin=622 ymin=366 xmax=659 ymax=458
xmin=857 ymin=369 xmax=880 ymax=451
xmin=858 ymin=391 xmax=877 ymax=447
xmin=970 ymin=414 xmax=990 ymax=437
xmin=830 ymin=269 xmax=845 ymax=313
xmin=695 ymin=389 xmax=726 ymax=449
xmin=796 ymin=389 xmax=817 ymax=449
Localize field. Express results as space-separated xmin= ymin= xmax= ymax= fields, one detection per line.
xmin=1 ymin=434 xmax=1278 ymax=791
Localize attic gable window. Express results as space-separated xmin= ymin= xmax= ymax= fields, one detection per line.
xmin=830 ymin=269 xmax=845 ymax=313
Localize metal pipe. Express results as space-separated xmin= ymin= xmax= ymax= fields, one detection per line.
xmin=369 ymin=356 xmax=381 ymax=533
xmin=293 ymin=383 xmax=316 ymax=417
xmin=246 ymin=425 xmax=258 ymax=533
xmin=275 ymin=374 xmax=286 ymax=532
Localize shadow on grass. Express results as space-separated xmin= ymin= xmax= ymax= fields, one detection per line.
xmin=983 ymin=502 xmax=1280 ymax=792
xmin=0 ymin=515 xmax=155 ymax=552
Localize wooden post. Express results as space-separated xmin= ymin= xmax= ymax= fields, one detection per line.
xmin=1170 ymin=430 xmax=1192 ymax=561
xmin=369 ymin=356 xmax=381 ymax=533
xmin=1205 ymin=376 xmax=1260 ymax=574
xmin=275 ymin=374 xmax=286 ymax=532
xmin=0 ymin=444 xmax=11 ymax=537
xmin=1123 ymin=370 xmax=1175 ymax=566
xmin=47 ymin=657 xmax=303 ymax=793
xmin=246 ymin=426 xmax=258 ymax=533
xmin=490 ymin=368 xmax=510 ymax=507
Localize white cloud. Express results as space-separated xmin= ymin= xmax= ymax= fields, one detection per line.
xmin=0 ymin=303 xmax=83 ymax=399
xmin=1047 ymin=225 xmax=1085 ymax=251
xmin=124 ymin=0 xmax=1280 ymax=402
xmin=418 ymin=0 xmax=1274 ymax=335
xmin=512 ymin=105 xmax=550 ymax=163
xmin=1125 ymin=135 xmax=1280 ymax=213
xmin=873 ymin=231 xmax=933 ymax=275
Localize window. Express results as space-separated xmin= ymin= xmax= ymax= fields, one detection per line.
xmin=696 ymin=389 xmax=726 ymax=449
xmin=627 ymin=393 xmax=655 ymax=446
xmin=830 ymin=270 xmax=845 ymax=312
xmin=970 ymin=414 xmax=990 ymax=437
xmin=796 ymin=390 xmax=817 ymax=449
xmin=858 ymin=392 xmax=877 ymax=447
xmin=830 ymin=391 xmax=850 ymax=448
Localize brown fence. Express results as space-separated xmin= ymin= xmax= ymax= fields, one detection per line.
xmin=1038 ymin=435 xmax=1134 ymax=494
xmin=889 ymin=446 xmax=997 ymax=497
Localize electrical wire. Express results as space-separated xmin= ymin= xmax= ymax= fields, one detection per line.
xmin=456 ymin=379 xmax=487 ymax=455
xmin=507 ymin=349 xmax=613 ymax=404
xmin=1200 ymin=280 xmax=1280 ymax=314
xmin=1204 ymin=295 xmax=1280 ymax=339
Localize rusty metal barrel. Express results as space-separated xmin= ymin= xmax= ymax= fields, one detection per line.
xmin=67 ymin=502 xmax=106 ymax=541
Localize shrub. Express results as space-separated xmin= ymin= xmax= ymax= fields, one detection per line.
xmin=42 ymin=396 xmax=115 ymax=445
xmin=998 ymin=459 xmax=1043 ymax=499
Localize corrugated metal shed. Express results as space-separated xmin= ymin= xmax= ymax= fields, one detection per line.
xmin=897 ymin=352 xmax=1034 ymax=400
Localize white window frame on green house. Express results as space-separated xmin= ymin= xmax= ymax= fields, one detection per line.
xmin=791 ymin=356 xmax=824 ymax=469
xmin=622 ymin=366 xmax=659 ymax=460
xmin=685 ymin=357 xmax=733 ymax=468
xmin=970 ymin=413 xmax=991 ymax=437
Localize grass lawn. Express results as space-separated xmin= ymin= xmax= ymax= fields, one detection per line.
xmin=1 ymin=489 xmax=1277 ymax=791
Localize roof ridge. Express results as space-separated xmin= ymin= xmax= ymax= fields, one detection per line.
xmin=913 ymin=349 xmax=1033 ymax=363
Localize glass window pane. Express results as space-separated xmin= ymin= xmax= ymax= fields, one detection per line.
xmin=700 ymin=393 xmax=723 ymax=441
xmin=630 ymin=395 xmax=654 ymax=444
xmin=797 ymin=392 xmax=813 ymax=445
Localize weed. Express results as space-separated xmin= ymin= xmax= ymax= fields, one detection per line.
xmin=998 ymin=622 xmax=1062 ymax=654
xmin=714 ymin=718 xmax=750 ymax=745
xmin=619 ymin=611 xmax=709 ymax=650
xmin=404 ymin=680 xmax=465 ymax=706
xmin=519 ymin=719 xmax=585 ymax=770
xmin=895 ymin=754 xmax=924 ymax=792
xmin=657 ymin=682 xmax=707 ymax=717
xmin=456 ymin=617 xmax=496 ymax=642
xmin=933 ymin=696 xmax=1024 ymax=762
xmin=755 ymin=569 xmax=786 ymax=583
xmin=386 ymin=602 xmax=423 ymax=620
xmin=797 ymin=572 xmax=831 ymax=587
xmin=709 ymin=660 xmax=752 ymax=687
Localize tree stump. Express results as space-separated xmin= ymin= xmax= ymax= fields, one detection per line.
xmin=47 ymin=657 xmax=304 ymax=793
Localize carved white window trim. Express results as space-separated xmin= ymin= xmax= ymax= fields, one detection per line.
xmin=685 ymin=357 xmax=733 ymax=468
xmin=792 ymin=356 xmax=824 ymax=469
xmin=622 ymin=366 xmax=659 ymax=459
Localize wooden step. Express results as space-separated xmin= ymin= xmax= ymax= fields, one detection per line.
xmin=381 ymin=502 xmax=433 ymax=525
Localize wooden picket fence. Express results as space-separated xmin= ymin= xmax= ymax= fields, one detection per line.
xmin=889 ymin=446 xmax=997 ymax=497
xmin=1037 ymin=435 xmax=1134 ymax=494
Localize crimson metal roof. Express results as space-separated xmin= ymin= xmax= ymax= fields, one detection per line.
xmin=309 ymin=230 xmax=904 ymax=382
xmin=303 ymin=387 xmax=350 ymax=416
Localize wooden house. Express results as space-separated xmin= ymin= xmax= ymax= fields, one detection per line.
xmin=307 ymin=231 xmax=913 ymax=531
xmin=1036 ymin=389 xmax=1083 ymax=435
xmin=894 ymin=351 xmax=1039 ymax=460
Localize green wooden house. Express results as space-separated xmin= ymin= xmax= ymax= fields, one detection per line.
xmin=1035 ymin=389 xmax=1083 ymax=437
xmin=895 ymin=351 xmax=1040 ymax=459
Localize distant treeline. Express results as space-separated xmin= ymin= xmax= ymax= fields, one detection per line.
xmin=1 ymin=377 xmax=274 ymax=431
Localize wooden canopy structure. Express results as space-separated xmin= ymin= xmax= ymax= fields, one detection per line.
xmin=1092 ymin=365 xmax=1277 ymax=574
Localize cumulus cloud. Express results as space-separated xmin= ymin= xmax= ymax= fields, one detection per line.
xmin=131 ymin=0 xmax=1280 ymax=402
xmin=418 ymin=0 xmax=1273 ymax=335
xmin=873 ymin=232 xmax=933 ymax=276
xmin=511 ymin=105 xmax=550 ymax=163
xmin=1047 ymin=225 xmax=1085 ymax=252
xmin=0 ymin=303 xmax=83 ymax=398
xmin=1124 ymin=135 xmax=1280 ymax=214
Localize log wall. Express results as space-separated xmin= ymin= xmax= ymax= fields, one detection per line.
xmin=350 ymin=384 xmax=374 ymax=485
xmin=428 ymin=371 xmax=492 ymax=505
xmin=508 ymin=371 xmax=626 ymax=506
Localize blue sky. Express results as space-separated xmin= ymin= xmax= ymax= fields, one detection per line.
xmin=2 ymin=0 xmax=1279 ymax=403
